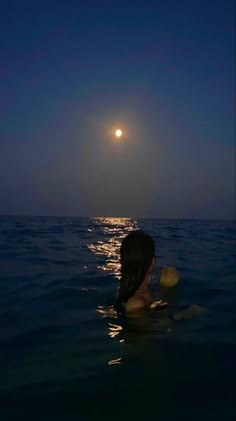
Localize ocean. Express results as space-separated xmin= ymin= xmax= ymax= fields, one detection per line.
xmin=0 ymin=216 xmax=235 ymax=421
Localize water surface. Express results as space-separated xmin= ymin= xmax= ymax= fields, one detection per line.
xmin=0 ymin=216 xmax=235 ymax=420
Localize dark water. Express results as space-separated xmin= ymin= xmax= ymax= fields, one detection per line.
xmin=0 ymin=216 xmax=235 ymax=421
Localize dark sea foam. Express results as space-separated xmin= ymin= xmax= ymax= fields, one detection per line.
xmin=0 ymin=216 xmax=235 ymax=420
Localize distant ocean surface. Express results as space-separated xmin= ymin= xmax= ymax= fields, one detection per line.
xmin=0 ymin=216 xmax=235 ymax=421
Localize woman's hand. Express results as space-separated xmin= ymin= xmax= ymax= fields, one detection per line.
xmin=150 ymin=300 xmax=168 ymax=310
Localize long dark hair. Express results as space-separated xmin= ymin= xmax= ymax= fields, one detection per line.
xmin=117 ymin=230 xmax=155 ymax=303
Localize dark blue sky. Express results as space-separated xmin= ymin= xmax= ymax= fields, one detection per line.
xmin=0 ymin=0 xmax=235 ymax=218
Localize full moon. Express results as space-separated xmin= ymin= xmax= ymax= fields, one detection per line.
xmin=115 ymin=129 xmax=122 ymax=138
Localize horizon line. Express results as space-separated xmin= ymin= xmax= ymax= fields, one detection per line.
xmin=0 ymin=213 xmax=235 ymax=222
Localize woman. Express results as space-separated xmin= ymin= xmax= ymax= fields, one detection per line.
xmin=116 ymin=230 xmax=206 ymax=320
xmin=116 ymin=230 xmax=164 ymax=315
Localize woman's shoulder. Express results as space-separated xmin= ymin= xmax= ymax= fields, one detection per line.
xmin=125 ymin=295 xmax=148 ymax=313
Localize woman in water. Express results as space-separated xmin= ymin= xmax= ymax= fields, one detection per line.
xmin=116 ymin=230 xmax=206 ymax=319
xmin=116 ymin=230 xmax=168 ymax=315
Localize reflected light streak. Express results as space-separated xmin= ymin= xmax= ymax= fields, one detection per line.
xmin=108 ymin=357 xmax=122 ymax=366
xmin=92 ymin=217 xmax=136 ymax=229
xmin=96 ymin=305 xmax=117 ymax=318
xmin=88 ymin=217 xmax=138 ymax=278
xmin=108 ymin=323 xmax=123 ymax=339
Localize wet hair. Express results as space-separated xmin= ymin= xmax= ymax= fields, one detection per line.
xmin=117 ymin=230 xmax=155 ymax=303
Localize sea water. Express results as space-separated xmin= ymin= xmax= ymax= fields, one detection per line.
xmin=0 ymin=216 xmax=235 ymax=420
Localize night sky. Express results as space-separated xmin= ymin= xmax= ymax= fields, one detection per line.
xmin=0 ymin=0 xmax=235 ymax=219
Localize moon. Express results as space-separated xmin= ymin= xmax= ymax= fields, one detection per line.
xmin=115 ymin=129 xmax=122 ymax=138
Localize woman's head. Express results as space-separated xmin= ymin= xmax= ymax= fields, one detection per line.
xmin=118 ymin=230 xmax=155 ymax=303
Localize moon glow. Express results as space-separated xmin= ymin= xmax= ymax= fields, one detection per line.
xmin=115 ymin=129 xmax=122 ymax=138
